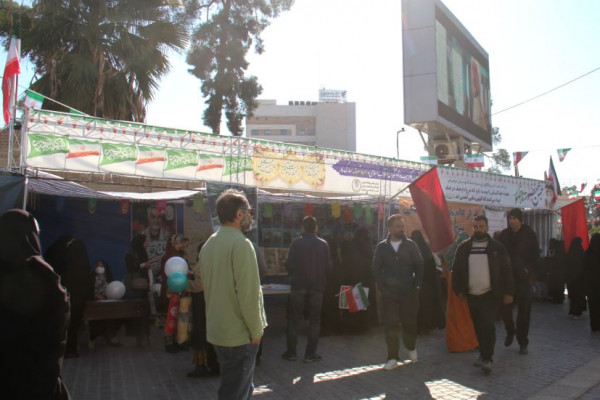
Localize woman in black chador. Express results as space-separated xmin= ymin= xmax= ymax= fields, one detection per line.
xmin=411 ymin=230 xmax=445 ymax=333
xmin=585 ymin=233 xmax=600 ymax=332
xmin=0 ymin=209 xmax=71 ymax=399
xmin=566 ymin=237 xmax=587 ymax=319
xmin=45 ymin=234 xmax=93 ymax=358
xmin=546 ymin=238 xmax=567 ymax=304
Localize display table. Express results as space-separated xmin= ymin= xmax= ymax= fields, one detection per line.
xmin=83 ymin=299 xmax=150 ymax=321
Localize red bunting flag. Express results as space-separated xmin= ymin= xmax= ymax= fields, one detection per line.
xmin=408 ymin=167 xmax=454 ymax=252
xmin=513 ymin=151 xmax=528 ymax=166
xmin=561 ymin=199 xmax=589 ymax=252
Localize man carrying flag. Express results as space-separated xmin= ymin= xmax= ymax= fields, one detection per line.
xmin=372 ymin=214 xmax=423 ymax=370
xmin=2 ymin=23 xmax=20 ymax=125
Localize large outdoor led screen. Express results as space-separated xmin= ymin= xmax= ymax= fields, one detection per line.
xmin=435 ymin=7 xmax=491 ymax=144
xmin=402 ymin=0 xmax=492 ymax=150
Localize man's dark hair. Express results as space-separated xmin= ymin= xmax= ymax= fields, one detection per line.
xmin=474 ymin=215 xmax=488 ymax=225
xmin=302 ymin=216 xmax=317 ymax=233
xmin=387 ymin=214 xmax=404 ymax=227
xmin=508 ymin=208 xmax=523 ymax=222
xmin=216 ymin=189 xmax=248 ymax=224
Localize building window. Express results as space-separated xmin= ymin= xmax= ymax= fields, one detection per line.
xmin=264 ymin=129 xmax=271 ymax=135
xmin=306 ymin=129 xmax=315 ymax=136
xmin=280 ymin=129 xmax=290 ymax=136
xmin=251 ymin=129 xmax=259 ymax=135
xmin=297 ymin=129 xmax=305 ymax=136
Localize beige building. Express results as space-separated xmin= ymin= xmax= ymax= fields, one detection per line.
xmin=246 ymin=98 xmax=357 ymax=152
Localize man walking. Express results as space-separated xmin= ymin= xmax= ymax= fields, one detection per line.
xmin=200 ymin=189 xmax=267 ymax=400
xmin=282 ymin=216 xmax=331 ymax=363
xmin=372 ymin=214 xmax=423 ymax=370
xmin=498 ymin=208 xmax=540 ymax=355
xmin=452 ymin=215 xmax=514 ymax=374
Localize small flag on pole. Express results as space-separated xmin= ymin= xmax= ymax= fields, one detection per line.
xmin=465 ymin=154 xmax=484 ymax=168
xmin=557 ymin=148 xmax=571 ymax=162
xmin=513 ymin=151 xmax=528 ymax=167
xmin=420 ymin=156 xmax=438 ymax=165
xmin=23 ymin=89 xmax=44 ymax=110
xmin=548 ymin=156 xmax=562 ymax=196
xmin=594 ymin=189 xmax=600 ymax=200
xmin=345 ymin=283 xmax=370 ymax=313
xmin=580 ymin=183 xmax=587 ymax=193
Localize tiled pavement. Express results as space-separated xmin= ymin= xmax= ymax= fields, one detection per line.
xmin=63 ymin=298 xmax=600 ymax=400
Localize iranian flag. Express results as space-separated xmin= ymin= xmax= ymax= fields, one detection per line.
xmin=594 ymin=190 xmax=600 ymax=200
xmin=346 ymin=283 xmax=370 ymax=313
xmin=513 ymin=151 xmax=528 ymax=166
xmin=2 ymin=24 xmax=20 ymax=125
xmin=23 ymin=89 xmax=44 ymax=110
xmin=465 ymin=154 xmax=484 ymax=168
xmin=420 ymin=155 xmax=438 ymax=165
xmin=557 ymin=148 xmax=571 ymax=162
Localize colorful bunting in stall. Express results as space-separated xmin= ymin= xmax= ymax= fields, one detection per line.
xmin=512 ymin=151 xmax=528 ymax=166
xmin=377 ymin=202 xmax=384 ymax=220
xmin=263 ymin=203 xmax=273 ymax=218
xmin=343 ymin=205 xmax=353 ymax=223
xmin=305 ymin=203 xmax=314 ymax=216
xmin=465 ymin=154 xmax=484 ymax=168
xmin=408 ymin=167 xmax=454 ymax=252
xmin=365 ymin=206 xmax=373 ymax=225
xmin=353 ymin=203 xmax=363 ymax=218
xmin=88 ymin=198 xmax=97 ymax=214
xmin=119 ymin=199 xmax=130 ymax=215
xmin=156 ymin=200 xmax=167 ymax=215
xmin=332 ymin=202 xmax=341 ymax=218
xmin=557 ymin=148 xmax=571 ymax=162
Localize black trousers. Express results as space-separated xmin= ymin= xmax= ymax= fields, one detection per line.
xmin=381 ymin=289 xmax=419 ymax=360
xmin=467 ymin=291 xmax=498 ymax=362
xmin=502 ymin=281 xmax=532 ymax=346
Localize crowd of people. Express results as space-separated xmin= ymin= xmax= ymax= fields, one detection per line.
xmin=2 ymin=197 xmax=600 ymax=399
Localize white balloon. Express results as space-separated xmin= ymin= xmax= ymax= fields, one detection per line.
xmin=106 ymin=281 xmax=126 ymax=300
xmin=165 ymin=256 xmax=188 ymax=277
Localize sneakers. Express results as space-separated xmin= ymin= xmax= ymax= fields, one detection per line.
xmin=383 ymin=359 xmax=398 ymax=371
xmin=481 ymin=360 xmax=492 ymax=374
xmin=407 ymin=349 xmax=418 ymax=362
xmin=473 ymin=356 xmax=483 ymax=367
xmin=281 ymin=351 xmax=297 ymax=361
xmin=504 ymin=334 xmax=514 ymax=347
xmin=303 ymin=354 xmax=323 ymax=363
xmin=519 ymin=345 xmax=528 ymax=355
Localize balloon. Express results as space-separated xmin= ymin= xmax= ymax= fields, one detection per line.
xmin=165 ymin=256 xmax=188 ymax=277
xmin=106 ymin=281 xmax=126 ymax=300
xmin=167 ymin=272 xmax=188 ymax=292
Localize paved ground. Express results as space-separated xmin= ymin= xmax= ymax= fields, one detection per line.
xmin=63 ymin=298 xmax=600 ymax=400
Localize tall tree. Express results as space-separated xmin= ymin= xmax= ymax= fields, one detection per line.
xmin=185 ymin=0 xmax=293 ymax=135
xmin=485 ymin=127 xmax=511 ymax=174
xmin=1 ymin=0 xmax=187 ymax=121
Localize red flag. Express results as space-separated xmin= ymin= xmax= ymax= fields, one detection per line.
xmin=2 ymin=24 xmax=20 ymax=125
xmin=513 ymin=151 xmax=528 ymax=167
xmin=561 ymin=199 xmax=589 ymax=252
xmin=408 ymin=167 xmax=454 ymax=252
xmin=304 ymin=203 xmax=314 ymax=216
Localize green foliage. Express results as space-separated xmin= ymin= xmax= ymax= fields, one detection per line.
xmin=0 ymin=0 xmax=188 ymax=121
xmin=185 ymin=0 xmax=294 ymax=135
xmin=485 ymin=127 xmax=511 ymax=173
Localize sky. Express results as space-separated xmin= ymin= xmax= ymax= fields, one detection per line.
xmin=9 ymin=0 xmax=600 ymax=191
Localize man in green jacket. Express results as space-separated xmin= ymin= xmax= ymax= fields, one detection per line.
xmin=200 ymin=189 xmax=267 ymax=399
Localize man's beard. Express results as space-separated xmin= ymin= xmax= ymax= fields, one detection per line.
xmin=241 ymin=219 xmax=252 ymax=233
xmin=473 ymin=232 xmax=487 ymax=241
xmin=392 ymin=232 xmax=406 ymax=241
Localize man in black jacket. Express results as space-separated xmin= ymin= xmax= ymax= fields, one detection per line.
xmin=452 ymin=215 xmax=514 ymax=374
xmin=498 ymin=208 xmax=540 ymax=355
xmin=282 ymin=216 xmax=332 ymax=363
xmin=372 ymin=214 xmax=423 ymax=371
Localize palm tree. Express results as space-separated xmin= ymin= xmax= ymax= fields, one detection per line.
xmin=4 ymin=0 xmax=188 ymax=122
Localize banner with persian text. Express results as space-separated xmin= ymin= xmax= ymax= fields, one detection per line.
xmin=23 ymin=110 xmax=551 ymax=209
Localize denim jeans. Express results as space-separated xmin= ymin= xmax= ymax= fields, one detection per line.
xmin=286 ymin=289 xmax=323 ymax=357
xmin=214 ymin=342 xmax=260 ymax=400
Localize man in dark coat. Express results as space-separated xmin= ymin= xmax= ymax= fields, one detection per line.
xmin=282 ymin=216 xmax=332 ymax=363
xmin=452 ymin=215 xmax=514 ymax=374
xmin=498 ymin=208 xmax=540 ymax=355
xmin=372 ymin=214 xmax=423 ymax=371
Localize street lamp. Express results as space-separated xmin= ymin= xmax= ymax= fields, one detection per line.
xmin=396 ymin=128 xmax=405 ymax=159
